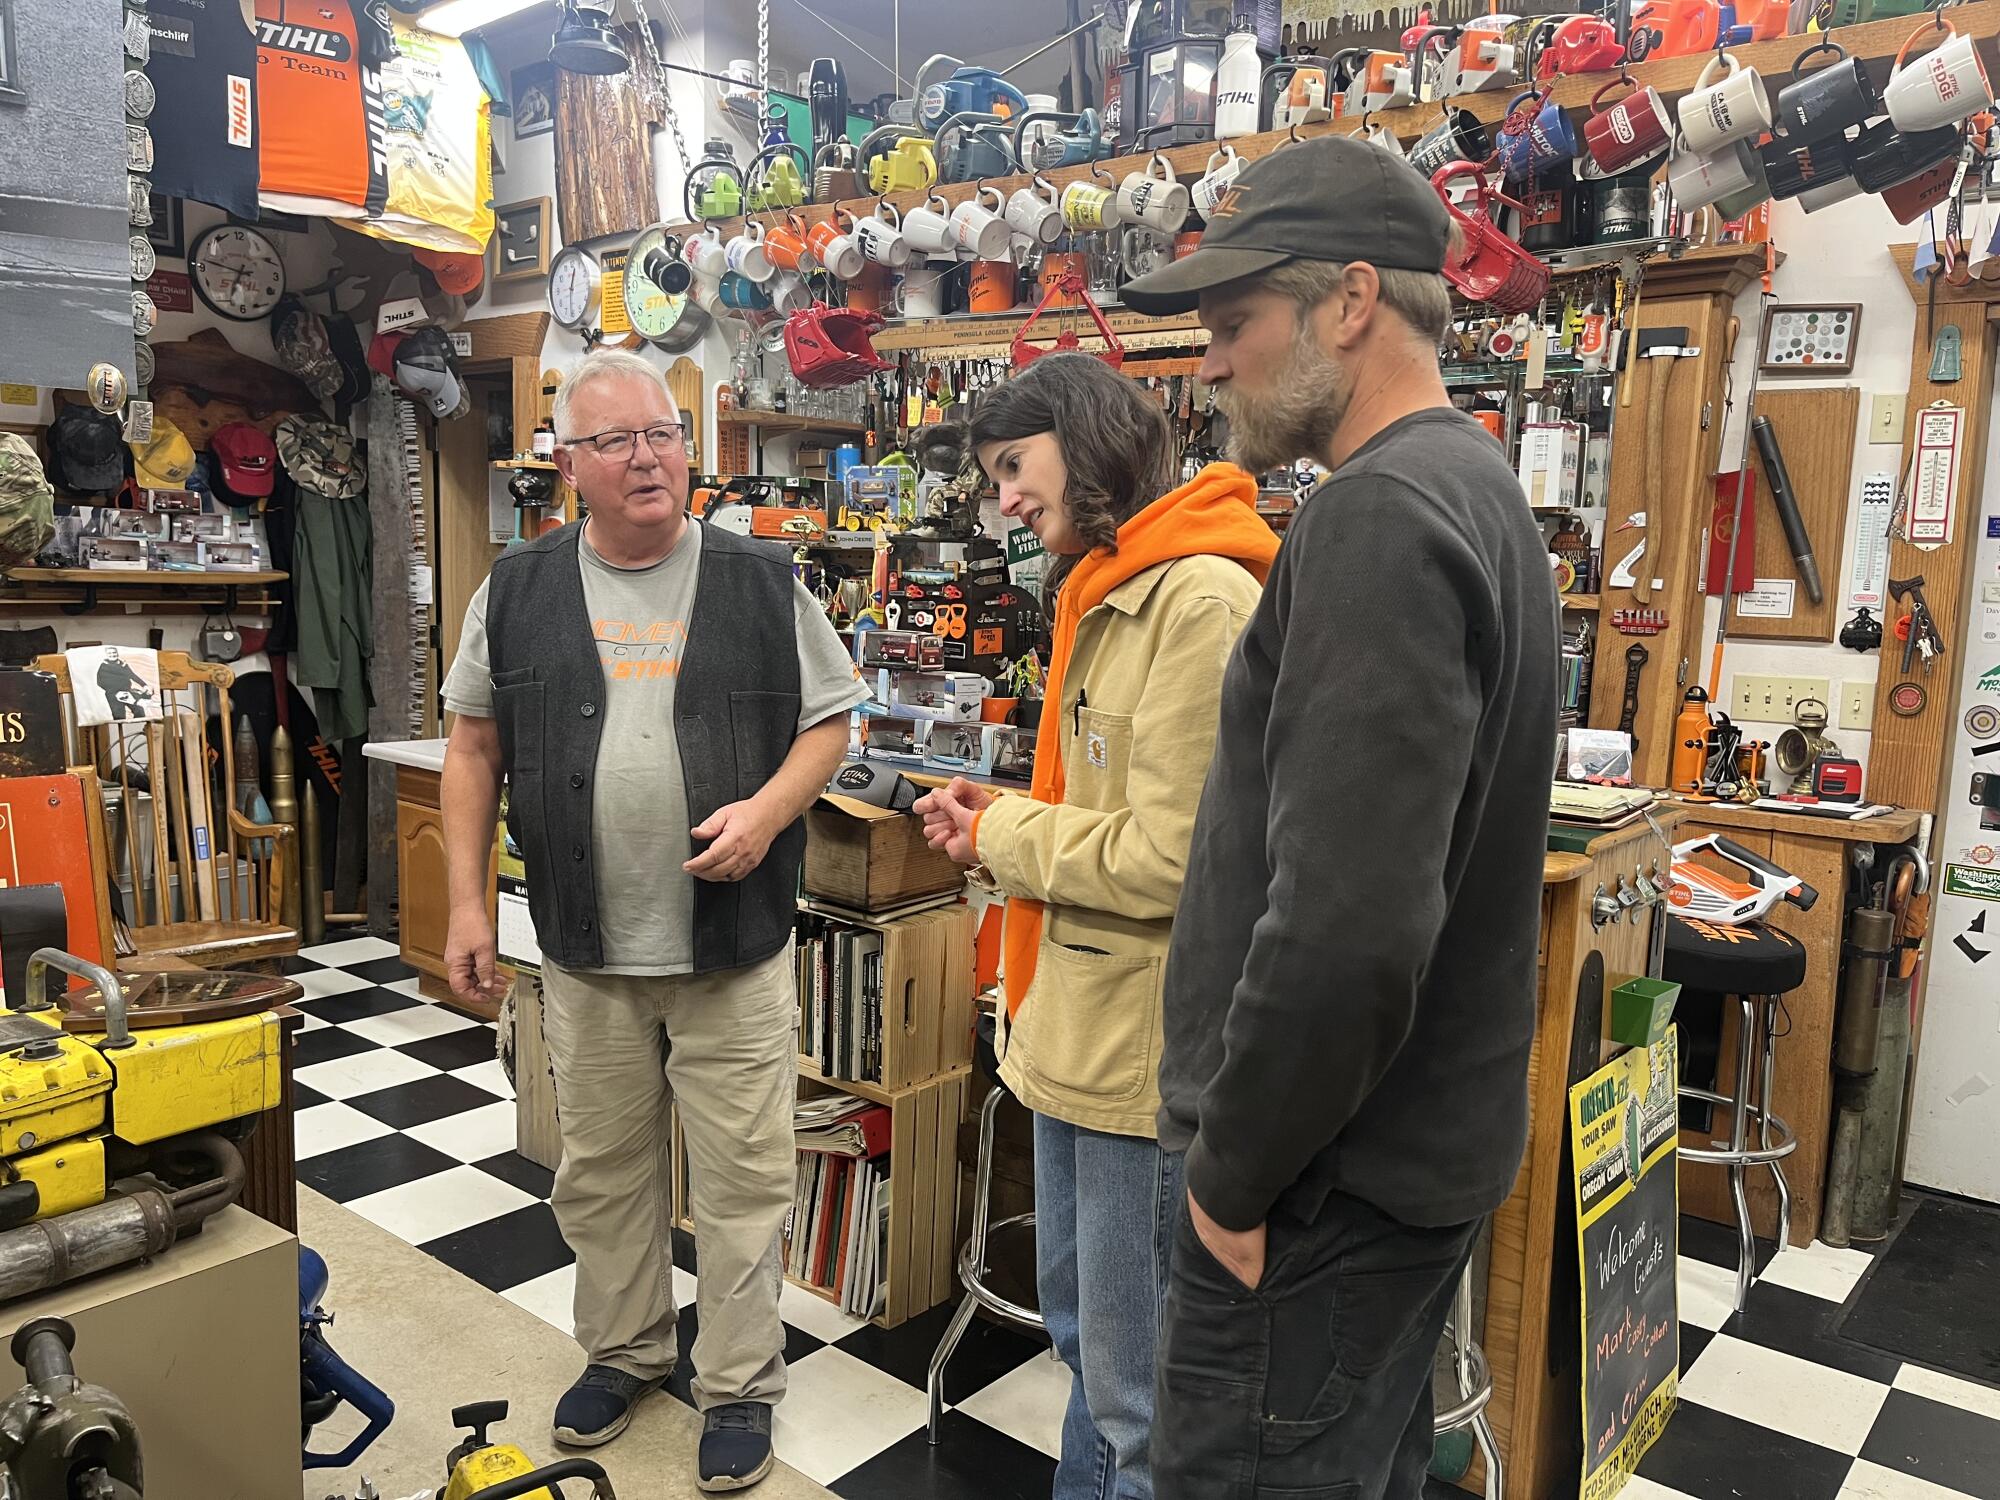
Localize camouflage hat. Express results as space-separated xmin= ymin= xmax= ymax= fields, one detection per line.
xmin=275 ymin=414 xmax=364 ymax=499
xmin=272 ymin=294 xmax=345 ymax=402
xmin=0 ymin=434 xmax=56 ymax=567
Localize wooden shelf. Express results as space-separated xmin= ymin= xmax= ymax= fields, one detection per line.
xmin=717 ymin=411 xmax=867 ymax=437
xmin=8 ymin=568 xmax=285 ymax=585
xmin=491 ymin=459 xmax=559 ymax=471
xmin=796 ymin=1054 xmax=907 ymax=1107
xmin=1561 ymin=594 xmax=1601 ymax=611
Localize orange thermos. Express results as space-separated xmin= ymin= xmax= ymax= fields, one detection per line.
xmin=1671 ymin=686 xmax=1713 ymax=793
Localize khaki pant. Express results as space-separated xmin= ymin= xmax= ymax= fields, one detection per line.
xmin=540 ymin=946 xmax=796 ymax=1410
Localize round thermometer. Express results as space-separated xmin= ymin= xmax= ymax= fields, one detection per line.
xmin=547 ymin=245 xmax=603 ymax=331
xmin=626 ymin=223 xmax=709 ymax=352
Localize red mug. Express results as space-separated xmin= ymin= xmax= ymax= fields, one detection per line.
xmin=1584 ymin=79 xmax=1674 ymax=175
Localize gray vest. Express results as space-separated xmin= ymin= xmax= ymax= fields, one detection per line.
xmin=484 ymin=520 xmax=804 ymax=974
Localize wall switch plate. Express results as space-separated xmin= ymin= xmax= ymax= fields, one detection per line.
xmin=1869 ymin=393 xmax=1907 ymax=444
xmin=1733 ymin=674 xmax=1830 ymax=723
xmin=1839 ymin=680 xmax=1875 ymax=731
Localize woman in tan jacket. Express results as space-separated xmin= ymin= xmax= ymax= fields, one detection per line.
xmin=916 ymin=353 xmax=1276 ymax=1500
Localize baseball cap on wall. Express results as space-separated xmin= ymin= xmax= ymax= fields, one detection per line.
xmin=49 ymin=405 xmax=127 ymax=494
xmin=276 ymin=414 xmax=364 ymax=500
xmin=0 ymin=433 xmax=56 ymax=567
xmin=130 ymin=419 xmax=196 ymax=490
xmin=1121 ymin=135 xmax=1453 ymax=316
xmin=212 ymin=422 xmax=279 ymax=499
xmin=394 ymin=326 xmax=469 ymax=420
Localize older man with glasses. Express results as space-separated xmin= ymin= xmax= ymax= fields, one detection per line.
xmin=440 ymin=349 xmax=865 ymax=1488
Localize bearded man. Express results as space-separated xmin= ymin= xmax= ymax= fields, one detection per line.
xmin=1119 ymin=136 xmax=1559 ymax=1500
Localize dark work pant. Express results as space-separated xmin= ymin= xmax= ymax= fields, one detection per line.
xmin=1152 ymin=1190 xmax=1479 ymax=1500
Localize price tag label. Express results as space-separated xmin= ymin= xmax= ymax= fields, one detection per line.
xmin=599 ymin=250 xmax=632 ymax=336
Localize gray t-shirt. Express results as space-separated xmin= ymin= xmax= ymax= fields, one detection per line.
xmin=445 ymin=518 xmax=868 ymax=974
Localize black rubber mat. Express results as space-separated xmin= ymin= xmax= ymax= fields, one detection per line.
xmin=1839 ymin=1196 xmax=2000 ymax=1385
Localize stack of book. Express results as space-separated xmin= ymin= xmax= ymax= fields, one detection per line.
xmin=786 ymin=1094 xmax=892 ymax=1318
xmin=796 ymin=914 xmax=887 ymax=1083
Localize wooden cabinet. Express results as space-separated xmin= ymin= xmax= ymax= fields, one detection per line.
xmin=395 ymin=783 xmax=449 ymax=982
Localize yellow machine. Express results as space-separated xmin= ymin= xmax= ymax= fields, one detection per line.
xmin=0 ymin=951 xmax=282 ymax=1301
xmin=439 ymin=1402 xmax=616 ymax=1500
xmin=867 ymin=135 xmax=937 ymax=194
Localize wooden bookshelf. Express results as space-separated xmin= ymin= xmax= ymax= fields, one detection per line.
xmin=668 ymin=900 xmax=978 ymax=1328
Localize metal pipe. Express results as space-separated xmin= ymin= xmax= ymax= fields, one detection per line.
xmin=14 ymin=1318 xmax=77 ymax=1389
xmin=267 ymin=724 xmax=301 ymax=936
xmin=23 ymin=949 xmax=129 ymax=1050
xmin=163 ymin=1132 xmax=247 ymax=1230
xmin=300 ymin=778 xmax=326 ymax=947
xmin=0 ymin=1192 xmax=177 ymax=1304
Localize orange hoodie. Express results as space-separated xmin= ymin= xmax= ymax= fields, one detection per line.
xmin=979 ymin=463 xmax=1280 ymax=1017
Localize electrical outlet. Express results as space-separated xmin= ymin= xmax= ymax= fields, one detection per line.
xmin=1840 ymin=680 xmax=1875 ymax=731
xmin=1732 ymin=674 xmax=1831 ymax=722
xmin=1869 ymin=393 xmax=1907 ymax=444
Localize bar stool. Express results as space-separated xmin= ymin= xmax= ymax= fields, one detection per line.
xmin=1435 ymin=1258 xmax=1504 ymax=1500
xmin=928 ymin=1019 xmax=1042 ymax=1443
xmin=1665 ymin=914 xmax=1807 ymax=1312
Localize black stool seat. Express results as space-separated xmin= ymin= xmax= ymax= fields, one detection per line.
xmin=1665 ymin=915 xmax=1807 ymax=995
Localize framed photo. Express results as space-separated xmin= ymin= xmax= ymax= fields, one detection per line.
xmin=492 ymin=197 xmax=552 ymax=285
xmin=512 ymin=62 xmax=556 ymax=139
xmin=1760 ymin=304 xmax=1862 ymax=374
xmin=146 ymin=194 xmax=185 ymax=259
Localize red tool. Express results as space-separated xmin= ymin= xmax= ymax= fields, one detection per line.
xmin=1430 ymin=162 xmax=1551 ymax=313
xmin=1011 ymin=273 xmax=1125 ymax=371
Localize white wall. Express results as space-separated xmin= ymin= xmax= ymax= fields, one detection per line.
xmin=1704 ymin=194 xmax=1923 ymax=784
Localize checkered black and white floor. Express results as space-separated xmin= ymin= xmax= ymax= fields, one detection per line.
xmin=286 ymin=936 xmax=2000 ymax=1500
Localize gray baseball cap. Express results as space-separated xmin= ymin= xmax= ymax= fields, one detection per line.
xmin=1121 ymin=134 xmax=1452 ymax=316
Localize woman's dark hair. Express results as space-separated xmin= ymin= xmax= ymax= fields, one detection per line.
xmin=967 ymin=353 xmax=1176 ymax=597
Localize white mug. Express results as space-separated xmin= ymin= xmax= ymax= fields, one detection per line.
xmin=1354 ymin=120 xmax=1407 ymax=158
xmin=902 ymin=259 xmax=952 ymax=318
xmin=724 ymin=222 xmax=775 ymax=283
xmin=1666 ymin=136 xmax=1759 ymax=210
xmin=1191 ymin=145 xmax=1243 ymax=220
xmin=855 ymin=202 xmax=912 ymax=268
xmin=1676 ymin=51 xmax=1772 ymax=153
xmin=1799 ymin=173 xmax=1864 ymax=213
xmin=902 ymin=195 xmax=957 ymax=256
xmin=949 ymin=185 xmax=1011 ymax=260
xmin=1005 ymin=176 xmax=1063 ymax=246
xmin=1060 ymin=179 xmax=1124 ymax=231
xmin=768 ymin=270 xmax=813 ymax=315
xmin=1885 ymin=26 xmax=1993 ymax=132
xmin=1116 ymin=156 xmax=1190 ymax=233
xmin=682 ymin=230 xmax=728 ymax=280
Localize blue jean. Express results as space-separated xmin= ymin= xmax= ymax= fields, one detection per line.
xmin=1035 ymin=1113 xmax=1184 ymax=1500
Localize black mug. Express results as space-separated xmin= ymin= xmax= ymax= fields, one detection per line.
xmin=1408 ymin=107 xmax=1493 ymax=178
xmin=1590 ymin=170 xmax=1652 ymax=243
xmin=1760 ymin=134 xmax=1855 ymax=200
xmin=1849 ymin=119 xmax=1960 ymax=193
xmin=1774 ymin=40 xmax=1882 ymax=145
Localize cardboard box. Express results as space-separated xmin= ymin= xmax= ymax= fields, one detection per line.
xmin=806 ymin=793 xmax=966 ymax=912
xmin=1518 ymin=421 xmax=1582 ymax=509
xmin=892 ymin=670 xmax=988 ymax=722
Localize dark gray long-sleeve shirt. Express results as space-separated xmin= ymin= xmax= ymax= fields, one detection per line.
xmin=1158 ymin=408 xmax=1559 ymax=1232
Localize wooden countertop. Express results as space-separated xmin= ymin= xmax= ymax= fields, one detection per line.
xmin=1665 ymin=798 xmax=1924 ymax=844
xmin=1544 ymin=853 xmax=1592 ymax=885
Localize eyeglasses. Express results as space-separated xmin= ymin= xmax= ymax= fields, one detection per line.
xmin=563 ymin=422 xmax=687 ymax=462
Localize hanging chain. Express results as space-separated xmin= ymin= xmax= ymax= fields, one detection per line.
xmin=634 ymin=0 xmax=691 ymax=176
xmin=758 ymin=0 xmax=771 ymax=99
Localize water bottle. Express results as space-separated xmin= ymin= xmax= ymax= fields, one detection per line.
xmin=1214 ymin=28 xmax=1262 ymax=140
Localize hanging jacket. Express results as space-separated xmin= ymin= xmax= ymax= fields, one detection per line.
xmin=971 ymin=464 xmax=1277 ymax=1138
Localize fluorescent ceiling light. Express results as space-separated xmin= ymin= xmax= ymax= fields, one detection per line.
xmin=417 ymin=0 xmax=548 ymax=38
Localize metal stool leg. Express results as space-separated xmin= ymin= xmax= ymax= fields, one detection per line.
xmin=1760 ymin=995 xmax=1793 ymax=1251
xmin=926 ymin=1291 xmax=980 ymax=1443
xmin=1726 ymin=996 xmax=1758 ymax=1313
xmin=1436 ymin=1260 xmax=1503 ymax=1500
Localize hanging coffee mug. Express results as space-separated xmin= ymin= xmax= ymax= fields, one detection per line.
xmin=855 ymin=201 xmax=913 ymax=268
xmin=805 ymin=210 xmax=865 ymax=281
xmin=1407 ymin=108 xmax=1492 ymax=178
xmin=902 ymin=193 xmax=957 ymax=256
xmin=949 ymin=185 xmax=1011 ymax=260
xmin=902 ymin=259 xmax=952 ymax=319
xmin=763 ymin=214 xmax=814 ymax=274
xmin=1060 ymin=178 xmax=1121 ymax=231
xmin=768 ymin=270 xmax=814 ymax=315
xmin=1676 ymin=51 xmax=1773 ymax=154
xmin=724 ymin=222 xmax=775 ymax=283
xmin=1799 ymin=172 xmax=1864 ymax=212
xmin=1884 ymin=19 xmax=1993 ymax=132
xmin=682 ymin=229 xmax=728 ymax=280
xmin=1666 ymin=135 xmax=1760 ymax=210
xmin=1584 ymin=78 xmax=1674 ymax=176
xmin=1710 ymin=149 xmax=1773 ymax=221
xmin=1775 ymin=38 xmax=1882 ymax=144
xmin=1352 ymin=119 xmax=1406 ymax=158
xmin=1850 ymin=119 xmax=1961 ymax=193
xmin=1495 ymin=90 xmax=1579 ymax=180
xmin=1116 ymin=155 xmax=1190 ymax=233
xmin=718 ymin=270 xmax=772 ymax=309
xmin=1004 ymin=176 xmax=1063 ymax=246
xmin=1191 ymin=145 xmax=1245 ymax=221
xmin=1760 ymin=135 xmax=1854 ymax=201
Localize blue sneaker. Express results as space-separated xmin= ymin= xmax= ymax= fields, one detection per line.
xmin=697 ymin=1401 xmax=775 ymax=1491
xmin=552 ymin=1363 xmax=664 ymax=1447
